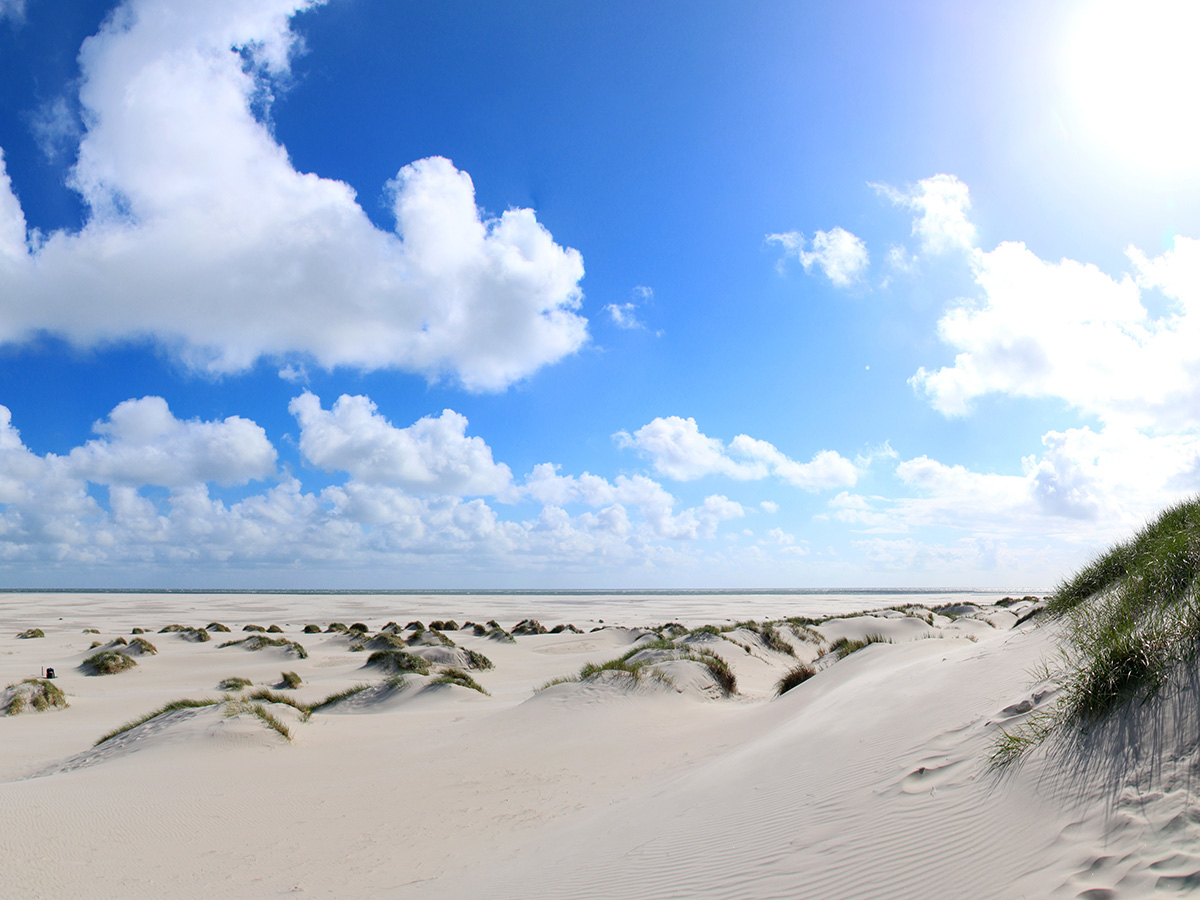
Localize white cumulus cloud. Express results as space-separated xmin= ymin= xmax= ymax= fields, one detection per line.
xmin=69 ymin=396 xmax=277 ymax=487
xmin=289 ymin=392 xmax=515 ymax=497
xmin=0 ymin=0 xmax=587 ymax=390
xmin=767 ymin=227 xmax=869 ymax=288
xmin=910 ymin=238 xmax=1200 ymax=424
xmin=614 ymin=416 xmax=861 ymax=490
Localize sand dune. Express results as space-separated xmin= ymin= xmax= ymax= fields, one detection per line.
xmin=3 ymin=592 xmax=1195 ymax=898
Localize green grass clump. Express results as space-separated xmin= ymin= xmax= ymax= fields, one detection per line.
xmin=303 ymin=624 xmax=321 ymax=633
xmin=309 ymin=683 xmax=374 ymax=711
xmin=579 ymin=647 xmax=648 ymax=680
xmin=218 ymin=635 xmax=308 ymax=658
xmin=758 ymin=623 xmax=796 ymax=657
xmin=267 ymin=625 xmax=284 ymax=633
xmin=245 ymin=688 xmax=311 ymax=719
xmin=4 ymin=678 xmax=68 ymax=715
xmin=326 ymin=622 xmax=348 ymax=633
xmin=242 ymin=624 xmax=266 ymax=633
xmin=349 ymin=623 xmax=369 ymax=633
xmin=17 ymin=628 xmax=44 ymax=639
xmin=432 ymin=667 xmax=490 ymax=695
xmin=992 ymin=498 xmax=1200 ymax=765
xmin=206 ymin=622 xmax=232 ymax=633
xmin=365 ymin=649 xmax=430 ymax=675
xmin=464 ymin=649 xmax=494 ymax=670
xmin=690 ymin=649 xmax=737 ymax=695
xmin=128 ymin=637 xmax=158 ymax=655
xmin=688 ymin=625 xmax=722 ymax=638
xmin=95 ymin=698 xmax=219 ymax=745
xmin=280 ymin=671 xmax=303 ymax=690
xmin=131 ymin=627 xmax=145 ymax=634
xmin=218 ymin=677 xmax=253 ymax=691
xmin=84 ymin=650 xmax=137 ymax=675
xmin=776 ymin=663 xmax=816 ymax=696
xmin=83 ymin=628 xmax=99 ymax=634
xmin=830 ymin=633 xmax=892 ymax=659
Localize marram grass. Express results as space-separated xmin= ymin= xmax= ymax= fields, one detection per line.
xmin=993 ymin=497 xmax=1200 ymax=765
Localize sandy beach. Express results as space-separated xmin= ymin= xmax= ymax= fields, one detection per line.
xmin=3 ymin=589 xmax=1196 ymax=899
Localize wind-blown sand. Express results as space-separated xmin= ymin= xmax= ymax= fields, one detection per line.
xmin=3 ymin=591 xmax=1197 ymax=898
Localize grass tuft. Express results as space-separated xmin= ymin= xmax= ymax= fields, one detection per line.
xmin=84 ymin=650 xmax=137 ymax=675
xmin=431 ymin=667 xmax=490 ymax=695
xmin=95 ymin=698 xmax=218 ymax=745
xmin=16 ymin=628 xmax=44 ymax=639
xmin=217 ymin=635 xmax=307 ymax=658
xmin=218 ymin=677 xmax=253 ymax=691
xmin=776 ymin=663 xmax=816 ymax=696
xmin=280 ymin=670 xmax=303 ymax=690
xmin=4 ymin=678 xmax=68 ymax=715
xmin=829 ymin=633 xmax=892 ymax=659
xmin=993 ymin=497 xmax=1200 ymax=764
xmin=365 ymin=649 xmax=430 ymax=675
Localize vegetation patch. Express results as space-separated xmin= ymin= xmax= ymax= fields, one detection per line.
xmin=309 ymin=682 xmax=373 ymax=712
xmin=303 ymin=624 xmax=321 ymax=633
xmin=206 ymin=622 xmax=232 ymax=633
xmin=127 ymin=637 xmax=158 ymax=655
xmin=95 ymin=698 xmax=219 ymax=745
xmin=217 ymin=635 xmax=308 ymax=658
xmin=83 ymin=628 xmax=99 ymax=634
xmin=242 ymin=624 xmax=266 ymax=632
xmin=776 ymin=663 xmax=817 ymax=696
xmin=16 ymin=628 xmax=44 ymax=639
xmin=830 ymin=633 xmax=892 ymax=660
xmin=432 ymin=667 xmax=490 ymax=695
xmin=365 ymin=649 xmax=430 ymax=675
xmin=218 ymin=677 xmax=253 ymax=691
xmin=429 ymin=619 xmax=459 ymax=631
xmin=179 ymin=627 xmax=210 ymax=643
xmin=246 ymin=688 xmax=311 ymax=719
xmin=84 ymin=650 xmax=137 ymax=675
xmin=4 ymin=678 xmax=68 ymax=715
xmin=464 ymin=649 xmax=494 ymax=670
xmin=267 ymin=625 xmax=284 ymax=633
xmin=688 ymin=649 xmax=737 ymax=695
xmin=280 ymin=670 xmax=303 ymax=690
xmin=994 ymin=498 xmax=1200 ymax=765
xmin=131 ymin=627 xmax=145 ymax=635
xmin=326 ymin=622 xmax=348 ymax=633
xmin=349 ymin=623 xmax=369 ymax=633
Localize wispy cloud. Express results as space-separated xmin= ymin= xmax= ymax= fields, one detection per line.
xmin=766 ymin=226 xmax=869 ymax=288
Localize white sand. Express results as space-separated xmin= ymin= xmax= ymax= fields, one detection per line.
xmin=2 ymin=591 xmax=1194 ymax=898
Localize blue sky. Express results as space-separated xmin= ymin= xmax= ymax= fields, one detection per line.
xmin=1 ymin=0 xmax=1199 ymax=588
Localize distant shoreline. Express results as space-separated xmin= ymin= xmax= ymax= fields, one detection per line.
xmin=0 ymin=586 xmax=1049 ymax=596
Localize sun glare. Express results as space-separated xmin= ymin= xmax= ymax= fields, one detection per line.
xmin=1065 ymin=0 xmax=1200 ymax=175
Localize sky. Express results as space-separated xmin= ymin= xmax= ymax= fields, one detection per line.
xmin=1 ymin=0 xmax=1200 ymax=589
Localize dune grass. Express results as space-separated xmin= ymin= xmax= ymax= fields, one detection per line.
xmin=776 ymin=663 xmax=816 ymax=696
xmin=218 ymin=635 xmax=308 ymax=658
xmin=16 ymin=628 xmax=44 ymax=639
xmin=95 ymin=698 xmax=220 ymax=745
xmin=431 ymin=667 xmax=489 ymax=695
xmin=84 ymin=650 xmax=137 ymax=675
xmin=4 ymin=678 xmax=68 ymax=715
xmin=464 ymin=648 xmax=494 ymax=670
xmin=308 ymin=682 xmax=373 ymax=711
xmin=280 ymin=670 xmax=302 ymax=689
xmin=128 ymin=637 xmax=158 ymax=655
xmin=206 ymin=622 xmax=231 ymax=633
xmin=992 ymin=497 xmax=1200 ymax=765
xmin=218 ymin=676 xmax=253 ymax=691
xmin=303 ymin=624 xmax=321 ymax=633
xmin=830 ymin=633 xmax=892 ymax=659
xmin=365 ymin=649 xmax=431 ymax=675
